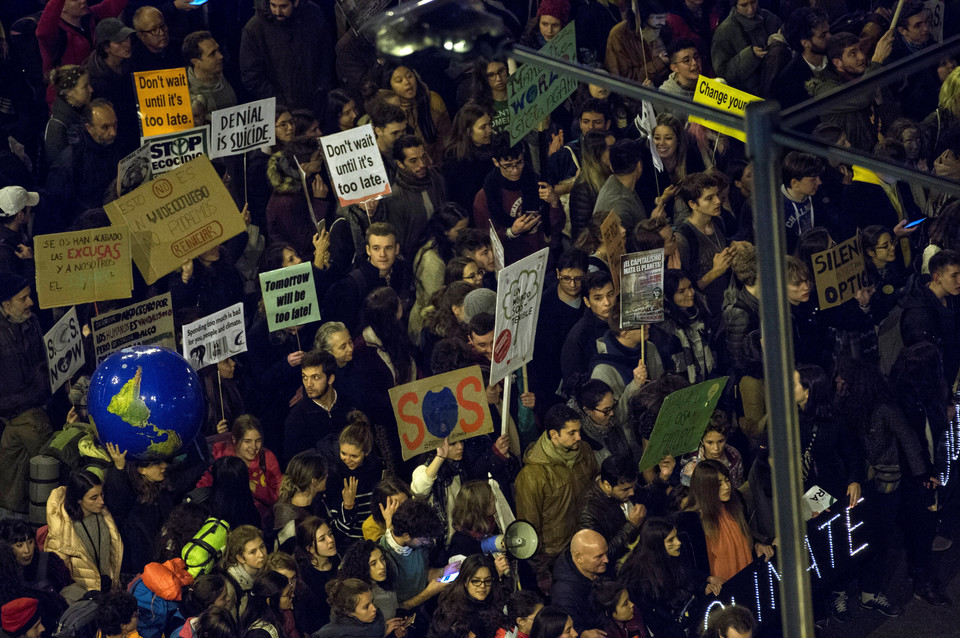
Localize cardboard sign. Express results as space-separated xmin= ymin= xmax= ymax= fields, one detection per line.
xmin=91 ymin=293 xmax=176 ymax=365
xmin=688 ymin=76 xmax=761 ymax=142
xmin=490 ymin=248 xmax=549 ymax=386
xmin=141 ymin=126 xmax=209 ymax=175
xmin=620 ymin=249 xmax=665 ymax=329
xmin=388 ymin=365 xmax=495 ymax=460
xmin=44 ymin=307 xmax=84 ymax=393
xmin=134 ymin=67 xmax=194 ymax=138
xmin=105 ymin=155 xmax=245 ymax=284
xmin=259 ymin=262 xmax=321 ymax=331
xmin=600 ymin=211 xmax=625 ymax=293
xmin=210 ymin=98 xmax=276 ymax=159
xmin=182 ymin=302 xmax=247 ymax=369
xmin=117 ymin=142 xmax=152 ymax=197
xmin=811 ymin=234 xmax=866 ymax=309
xmin=490 ymin=223 xmax=505 ymax=271
xmin=639 ymin=377 xmax=729 ymax=471
xmin=319 ymin=124 xmax=392 ymax=207
xmin=34 ymin=228 xmax=133 ymax=309
xmin=507 ymin=22 xmax=578 ymax=145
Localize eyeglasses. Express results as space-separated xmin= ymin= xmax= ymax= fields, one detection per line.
xmin=486 ymin=68 xmax=508 ymax=80
xmin=464 ymin=270 xmax=485 ymax=281
xmin=469 ymin=577 xmax=494 ymax=587
xmin=591 ymin=405 xmax=615 ymax=416
xmin=559 ymin=275 xmax=583 ymax=284
xmin=277 ymin=120 xmax=295 ymax=129
xmin=138 ymin=24 xmax=168 ymax=36
xmin=499 ymin=160 xmax=524 ymax=172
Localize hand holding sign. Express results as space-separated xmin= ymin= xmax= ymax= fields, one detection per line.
xmin=639 ymin=377 xmax=729 ymax=471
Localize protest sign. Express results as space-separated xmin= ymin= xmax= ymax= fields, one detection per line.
xmin=105 ymin=155 xmax=245 ymax=284
xmin=600 ymin=211 xmax=625 ymax=293
xmin=44 ymin=307 xmax=84 ymax=393
xmin=134 ymin=68 xmax=193 ymax=138
xmin=811 ymin=233 xmax=866 ymax=309
xmin=638 ymin=376 xmax=729 ymax=470
xmin=925 ymin=0 xmax=944 ymax=41
xmin=117 ymin=142 xmax=152 ymax=197
xmin=490 ymin=223 xmax=505 ymax=272
xmin=34 ymin=228 xmax=133 ymax=309
xmin=182 ymin=302 xmax=247 ymax=369
xmin=91 ymin=293 xmax=176 ymax=365
xmin=490 ymin=248 xmax=549 ymax=386
xmin=388 ymin=365 xmax=495 ymax=460
xmin=319 ymin=124 xmax=392 ymax=207
xmin=141 ymin=126 xmax=209 ymax=175
xmin=259 ymin=262 xmax=321 ymax=331
xmin=688 ymin=76 xmax=761 ymax=142
xmin=620 ymin=249 xmax=665 ymax=329
xmin=210 ymin=98 xmax=276 ymax=159
xmin=639 ymin=101 xmax=663 ymax=172
xmin=507 ymin=22 xmax=578 ymax=145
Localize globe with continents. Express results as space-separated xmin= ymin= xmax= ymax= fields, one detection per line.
xmin=88 ymin=346 xmax=204 ymax=459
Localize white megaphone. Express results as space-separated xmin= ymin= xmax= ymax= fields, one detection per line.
xmin=480 ymin=519 xmax=539 ymax=559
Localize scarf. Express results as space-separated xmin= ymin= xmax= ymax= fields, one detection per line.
xmin=538 ymin=433 xmax=579 ymax=468
xmin=732 ymin=11 xmax=769 ymax=47
xmin=228 ymin=563 xmax=256 ymax=591
xmin=384 ymin=528 xmax=412 ymax=556
xmin=393 ymin=166 xmax=435 ymax=193
xmin=482 ymin=166 xmax=544 ymax=229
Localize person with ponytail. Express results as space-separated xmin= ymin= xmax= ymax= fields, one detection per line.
xmin=274 ymin=451 xmax=329 ymax=550
xmin=605 ymin=0 xmax=672 ymax=86
xmin=239 ymin=571 xmax=290 ymax=638
xmin=315 ymin=578 xmax=407 ymax=638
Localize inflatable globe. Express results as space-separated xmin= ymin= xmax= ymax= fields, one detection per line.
xmin=88 ymin=346 xmax=204 ymax=460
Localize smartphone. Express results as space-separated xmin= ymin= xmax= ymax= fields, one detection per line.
xmin=904 ymin=218 xmax=926 ymax=229
xmin=316 ymin=219 xmax=326 ymax=234
xmin=189 ymin=0 xmax=208 ymax=5
xmin=437 ymin=560 xmax=461 ymax=583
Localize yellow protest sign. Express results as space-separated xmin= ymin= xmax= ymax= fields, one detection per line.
xmin=688 ymin=76 xmax=761 ymax=142
xmin=104 ymin=155 xmax=245 ymax=285
xmin=34 ymin=228 xmax=133 ymax=309
xmin=135 ymin=68 xmax=194 ymax=138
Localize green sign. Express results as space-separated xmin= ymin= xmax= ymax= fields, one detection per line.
xmin=638 ymin=376 xmax=729 ymax=471
xmin=507 ymin=22 xmax=578 ymax=145
xmin=259 ymin=261 xmax=321 ymax=332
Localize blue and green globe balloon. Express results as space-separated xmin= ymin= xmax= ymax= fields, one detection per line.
xmin=88 ymin=346 xmax=204 ymax=460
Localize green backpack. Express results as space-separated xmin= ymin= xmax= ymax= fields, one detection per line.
xmin=181 ymin=517 xmax=231 ymax=577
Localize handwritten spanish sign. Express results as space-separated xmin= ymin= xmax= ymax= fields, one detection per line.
xmin=210 ymin=98 xmax=276 ymax=159
xmin=639 ymin=377 xmax=729 ymax=471
xmin=389 ymin=366 xmax=495 ymax=460
xmin=141 ymin=126 xmax=209 ymax=175
xmin=91 ymin=293 xmax=176 ymax=365
xmin=688 ymin=76 xmax=761 ymax=142
xmin=182 ymin=302 xmax=247 ymax=369
xmin=811 ymin=233 xmax=865 ymax=309
xmin=134 ymin=67 xmax=194 ymax=138
xmin=259 ymin=262 xmax=321 ymax=332
xmin=44 ymin=307 xmax=84 ymax=393
xmin=319 ymin=124 xmax=392 ymax=207
xmin=600 ymin=211 xmax=625 ymax=293
xmin=104 ymin=155 xmax=245 ymax=285
xmin=507 ymin=21 xmax=578 ymax=145
xmin=621 ymin=249 xmax=665 ymax=329
xmin=490 ymin=248 xmax=549 ymax=386
xmin=34 ymin=228 xmax=133 ymax=309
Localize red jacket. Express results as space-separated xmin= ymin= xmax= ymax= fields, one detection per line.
xmin=196 ymin=441 xmax=282 ymax=523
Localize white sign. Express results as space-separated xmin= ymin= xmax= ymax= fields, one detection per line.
xmin=91 ymin=293 xmax=176 ymax=365
xmin=489 ymin=223 xmax=505 ymax=272
xmin=140 ymin=126 xmax=210 ymax=175
xmin=319 ymin=124 xmax=392 ymax=207
xmin=925 ymin=0 xmax=944 ymax=41
xmin=802 ymin=485 xmax=837 ymax=520
xmin=640 ymin=101 xmax=663 ymax=172
xmin=489 ymin=248 xmax=549 ymax=386
xmin=210 ymin=98 xmax=276 ymax=159
xmin=182 ymin=302 xmax=247 ymax=369
xmin=44 ymin=307 xmax=84 ymax=393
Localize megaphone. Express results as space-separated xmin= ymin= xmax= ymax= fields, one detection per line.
xmin=481 ymin=520 xmax=539 ymax=560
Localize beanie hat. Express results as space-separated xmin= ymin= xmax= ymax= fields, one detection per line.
xmin=536 ymin=0 xmax=570 ymax=24
xmin=463 ymin=288 xmax=497 ymax=321
xmin=1 ymin=598 xmax=41 ymax=638
xmin=0 ymin=272 xmax=29 ymax=303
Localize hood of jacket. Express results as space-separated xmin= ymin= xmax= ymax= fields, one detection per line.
xmin=140 ymin=558 xmax=194 ymax=601
xmin=523 ymin=431 xmax=584 ymax=468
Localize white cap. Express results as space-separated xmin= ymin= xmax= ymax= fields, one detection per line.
xmin=0 ymin=187 xmax=39 ymax=218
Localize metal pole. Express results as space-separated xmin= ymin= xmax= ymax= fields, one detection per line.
xmin=745 ymin=100 xmax=815 ymax=638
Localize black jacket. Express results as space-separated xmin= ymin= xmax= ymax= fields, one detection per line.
xmin=551 ymin=550 xmax=608 ymax=632
xmin=283 ymin=393 xmax=353 ymax=465
xmin=561 ymin=311 xmax=609 ymax=391
xmin=322 ymin=259 xmax=414 ymax=335
xmin=576 ymin=482 xmax=641 ymax=563
xmin=900 ymin=274 xmax=960 ymax=382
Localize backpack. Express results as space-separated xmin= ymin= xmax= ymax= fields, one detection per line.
xmin=181 ymin=518 xmax=231 ymax=577
xmin=877 ymin=303 xmax=905 ymax=375
xmin=54 ymin=592 xmax=101 ymax=638
xmin=39 ymin=423 xmax=112 ymax=482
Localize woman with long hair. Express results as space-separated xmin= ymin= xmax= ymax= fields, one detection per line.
xmin=569 ymin=130 xmax=616 ymax=241
xmin=381 ymin=64 xmax=452 ymax=161
xmin=443 ymin=104 xmax=494 ymax=211
xmin=923 ymin=65 xmax=960 ymax=158
xmin=205 ymin=456 xmax=265 ymax=530
xmin=45 ymin=65 xmax=93 ymax=163
xmin=247 ymin=105 xmax=294 ymax=228
xmin=293 ymin=516 xmax=339 ymax=633
xmin=274 ymin=451 xmax=329 ymax=549
xmin=323 ymin=89 xmax=359 ymax=134
xmin=618 ymin=518 xmax=705 ymax=638
xmin=362 ymin=477 xmax=411 ymax=542
xmin=635 ymin=218 xmax=681 ymax=270
xmin=429 ymin=554 xmax=509 ymax=638
xmin=444 ymin=257 xmax=484 ymax=286
xmin=196 ymin=415 xmax=282 ymax=527
xmin=647 ymin=270 xmax=715 ymax=384
xmin=457 ymin=58 xmax=510 ymax=132
xmin=315 ymin=578 xmax=407 ymax=638
xmin=266 ymin=137 xmax=330 ymax=260
xmin=420 ymin=281 xmax=475 ymax=373
xmin=218 ymin=525 xmax=268 ymax=616
xmin=195 ymin=607 xmax=238 ymax=638
xmin=240 ymin=571 xmax=290 ymax=638
xmin=411 ymin=204 xmax=471 ymax=341
xmin=495 ymin=591 xmax=543 ymax=638
xmin=45 ymin=470 xmax=122 ymax=593
xmin=528 ymin=606 xmax=577 ymax=638
xmin=337 ymin=540 xmax=399 ymax=621
xmin=636 ymin=113 xmax=705 ymax=217
xmin=590 ymin=581 xmax=649 ymax=638
xmin=861 ymin=224 xmax=906 ymax=324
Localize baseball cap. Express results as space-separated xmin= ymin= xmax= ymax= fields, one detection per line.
xmin=95 ymin=18 xmax=136 ymax=47
xmin=0 ymin=186 xmax=39 ymax=218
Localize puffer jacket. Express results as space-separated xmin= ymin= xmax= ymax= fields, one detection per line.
xmin=129 ymin=559 xmax=194 ymax=638
xmin=515 ymin=432 xmax=598 ymax=557
xmin=45 ymin=486 xmax=123 ymax=592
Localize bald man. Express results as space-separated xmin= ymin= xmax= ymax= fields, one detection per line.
xmin=131 ymin=6 xmax=180 ymax=71
xmin=551 ymin=530 xmax=610 ymax=637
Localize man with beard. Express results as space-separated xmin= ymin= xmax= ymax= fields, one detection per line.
xmin=240 ymin=0 xmax=335 ymax=113
xmin=184 ymin=31 xmax=237 ymax=120
xmin=772 ymin=8 xmax=830 ymax=110
xmin=382 ymin=135 xmax=447 ymax=263
xmin=283 ymin=350 xmax=352 ymax=464
xmin=0 ymin=274 xmax=51 ymax=516
xmin=806 ymin=30 xmax=897 ymax=151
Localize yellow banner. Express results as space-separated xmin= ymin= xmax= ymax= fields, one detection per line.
xmin=135 ymin=68 xmax=194 ymax=138
xmin=34 ymin=228 xmax=133 ymax=309
xmin=688 ymin=76 xmax=761 ymax=142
